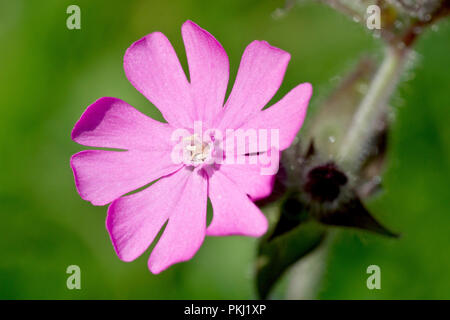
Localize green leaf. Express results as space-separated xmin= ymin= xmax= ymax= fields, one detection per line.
xmin=318 ymin=196 xmax=399 ymax=238
xmin=256 ymin=221 xmax=326 ymax=299
xmin=267 ymin=194 xmax=308 ymax=241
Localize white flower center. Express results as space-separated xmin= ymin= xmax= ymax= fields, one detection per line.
xmin=183 ymin=134 xmax=213 ymax=166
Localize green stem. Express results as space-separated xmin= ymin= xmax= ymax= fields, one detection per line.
xmin=338 ymin=46 xmax=408 ymax=169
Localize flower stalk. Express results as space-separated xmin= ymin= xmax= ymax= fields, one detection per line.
xmin=338 ymin=45 xmax=408 ymax=170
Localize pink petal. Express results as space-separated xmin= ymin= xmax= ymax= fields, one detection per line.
xmin=148 ymin=169 xmax=207 ymax=274
xmin=218 ymin=155 xmax=275 ymax=200
xmin=71 ymin=97 xmax=174 ymax=150
xmin=106 ymin=168 xmax=193 ymax=262
xmin=71 ymin=150 xmax=181 ymax=206
xmin=124 ymin=32 xmax=195 ymax=128
xmin=207 ymin=170 xmax=268 ymax=237
xmin=240 ymin=82 xmax=313 ymax=152
xmin=217 ymin=40 xmax=290 ymax=130
xmin=182 ymin=20 xmax=229 ymax=126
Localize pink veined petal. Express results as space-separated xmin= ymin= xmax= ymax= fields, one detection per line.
xmin=106 ymin=168 xmax=193 ymax=262
xmin=238 ymin=82 xmax=313 ymax=153
xmin=218 ymin=154 xmax=275 ymax=201
xmin=182 ymin=20 xmax=229 ymax=126
xmin=71 ymin=97 xmax=175 ymax=151
xmin=70 ymin=149 xmax=181 ymax=206
xmin=148 ymin=168 xmax=208 ymax=274
xmin=124 ymin=32 xmax=195 ymax=129
xmin=217 ymin=40 xmax=291 ymax=130
xmin=207 ymin=170 xmax=268 ymax=237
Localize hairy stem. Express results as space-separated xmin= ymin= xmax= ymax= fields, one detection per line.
xmin=338 ymin=46 xmax=408 ymax=169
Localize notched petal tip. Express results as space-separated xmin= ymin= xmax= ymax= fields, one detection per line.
xmin=122 ymin=32 xmax=165 ymax=79
xmin=123 ymin=31 xmax=165 ymax=56
xmin=248 ymin=39 xmax=291 ymax=62
xmin=249 ymin=215 xmax=269 ymax=237
xmin=248 ymin=175 xmax=276 ymax=202
xmin=181 ymin=20 xmax=222 ymax=45
xmin=181 ymin=19 xmax=228 ymax=57
xmin=295 ymin=82 xmax=314 ymax=113
xmin=70 ymin=151 xmax=110 ymax=207
xmin=181 ymin=19 xmax=200 ymax=31
xmin=147 ymin=236 xmax=205 ymax=274
xmin=71 ymin=97 xmax=118 ymax=143
xmin=147 ymin=256 xmax=172 ymax=275
xmin=148 ymin=263 xmax=163 ymax=275
xmin=105 ymin=202 xmax=137 ymax=263
xmin=206 ymin=213 xmax=269 ymax=238
xmin=69 ymin=152 xmax=83 ymax=193
xmin=299 ymin=82 xmax=313 ymax=97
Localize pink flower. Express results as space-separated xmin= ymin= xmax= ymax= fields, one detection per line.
xmin=70 ymin=20 xmax=312 ymax=274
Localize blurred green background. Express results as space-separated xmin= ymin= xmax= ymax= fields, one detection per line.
xmin=0 ymin=0 xmax=449 ymax=299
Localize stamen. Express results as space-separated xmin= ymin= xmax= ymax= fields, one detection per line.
xmin=183 ymin=134 xmax=213 ymax=166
